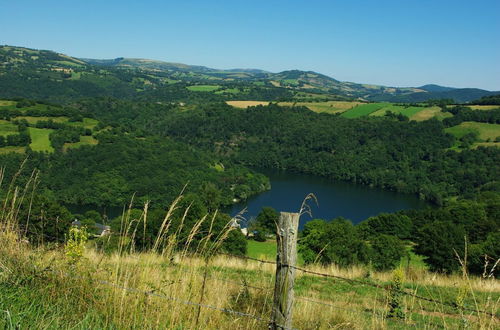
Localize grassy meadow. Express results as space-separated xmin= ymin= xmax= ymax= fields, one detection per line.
xmin=247 ymin=239 xmax=276 ymax=260
xmin=187 ymin=85 xmax=221 ymax=92
xmin=445 ymin=122 xmax=499 ymax=140
xmin=409 ymin=106 xmax=452 ymax=121
xmin=341 ymin=103 xmax=386 ymax=118
xmin=279 ymin=101 xmax=363 ymax=114
xmin=0 ymin=120 xmax=18 ymax=136
xmin=15 ymin=116 xmax=69 ymax=124
xmin=63 ymin=135 xmax=98 ymax=151
xmin=27 ymin=127 xmax=54 ymax=152
xmin=0 ymin=146 xmax=25 ymax=154
xmin=226 ymin=101 xmax=270 ymax=108
xmin=370 ymin=105 xmax=425 ymax=118
xmin=468 ymin=105 xmax=500 ymax=110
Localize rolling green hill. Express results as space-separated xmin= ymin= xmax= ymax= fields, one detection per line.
xmin=1 ymin=45 xmax=497 ymax=104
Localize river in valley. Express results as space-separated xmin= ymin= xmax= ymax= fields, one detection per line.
xmin=226 ymin=169 xmax=430 ymax=228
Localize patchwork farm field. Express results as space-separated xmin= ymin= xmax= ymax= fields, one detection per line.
xmin=0 ymin=146 xmax=24 ymax=154
xmin=225 ymin=101 xmax=477 ymax=123
xmin=68 ymin=117 xmax=99 ymax=129
xmin=279 ymin=101 xmax=363 ymax=114
xmin=0 ymin=120 xmax=18 ymax=136
xmin=28 ymin=127 xmax=54 ymax=152
xmin=0 ymin=99 xmax=101 ymax=154
xmin=63 ymin=135 xmax=98 ymax=151
xmin=15 ymin=116 xmax=69 ymax=124
xmin=226 ymin=101 xmax=270 ymax=108
xmin=187 ymin=85 xmax=220 ymax=92
xmin=0 ymin=100 xmax=16 ymax=107
xmin=409 ymin=106 xmax=453 ymax=121
xmin=370 ymin=105 xmax=425 ymax=118
xmin=468 ymin=105 xmax=500 ymax=110
xmin=445 ymin=122 xmax=500 ymax=141
xmin=340 ymin=103 xmax=386 ymax=118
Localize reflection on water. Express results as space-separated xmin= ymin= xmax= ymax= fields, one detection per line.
xmin=226 ymin=169 xmax=430 ymax=228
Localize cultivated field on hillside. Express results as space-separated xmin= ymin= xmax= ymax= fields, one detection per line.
xmin=445 ymin=122 xmax=500 ymax=141
xmin=468 ymin=105 xmax=500 ymax=110
xmin=279 ymin=101 xmax=363 ymax=114
xmin=370 ymin=105 xmax=425 ymax=118
xmin=0 ymin=100 xmax=101 ymax=154
xmin=226 ymin=101 xmax=270 ymax=108
xmin=410 ymin=106 xmax=452 ymax=121
xmin=28 ymin=127 xmax=54 ymax=152
xmin=187 ymin=85 xmax=221 ymax=92
xmin=341 ymin=103 xmax=386 ymax=118
xmin=63 ymin=135 xmax=98 ymax=151
xmin=0 ymin=120 xmax=17 ymax=136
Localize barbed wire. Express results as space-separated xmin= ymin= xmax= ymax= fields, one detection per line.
xmin=178 ymin=264 xmax=458 ymax=328
xmin=46 ymin=268 xmax=295 ymax=330
xmin=222 ymin=253 xmax=499 ymax=319
xmin=23 ymin=235 xmax=499 ymax=320
xmin=173 ymin=265 xmax=362 ymax=313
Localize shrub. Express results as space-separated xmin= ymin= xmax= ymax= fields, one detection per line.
xmin=369 ymin=235 xmax=405 ymax=271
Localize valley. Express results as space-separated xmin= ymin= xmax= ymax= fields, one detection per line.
xmin=0 ymin=44 xmax=499 ymax=329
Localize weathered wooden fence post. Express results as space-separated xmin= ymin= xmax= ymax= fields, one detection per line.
xmin=270 ymin=212 xmax=300 ymax=329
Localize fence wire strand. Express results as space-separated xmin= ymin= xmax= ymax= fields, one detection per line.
xmin=221 ymin=252 xmax=499 ymax=319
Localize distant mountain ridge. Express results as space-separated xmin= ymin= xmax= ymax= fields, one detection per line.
xmin=0 ymin=45 xmax=497 ymax=103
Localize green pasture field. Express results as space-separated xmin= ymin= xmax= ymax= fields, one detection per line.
xmin=445 ymin=122 xmax=500 ymax=141
xmin=186 ymin=85 xmax=220 ymax=92
xmin=0 ymin=120 xmax=18 ymax=136
xmin=67 ymin=118 xmax=99 ymax=130
xmin=370 ymin=105 xmax=426 ymax=118
xmin=215 ymin=88 xmax=240 ymax=94
xmin=28 ymin=127 xmax=54 ymax=152
xmin=410 ymin=106 xmax=452 ymax=121
xmin=340 ymin=103 xmax=386 ymax=118
xmin=247 ymin=239 xmax=304 ymax=265
xmin=467 ymin=105 xmax=500 ymax=110
xmin=0 ymin=100 xmax=16 ymax=107
xmin=63 ymin=135 xmax=98 ymax=151
xmin=0 ymin=146 xmax=25 ymax=154
xmin=279 ymin=101 xmax=362 ymax=114
xmin=15 ymin=116 xmax=68 ymax=124
xmin=246 ymin=240 xmax=276 ymax=261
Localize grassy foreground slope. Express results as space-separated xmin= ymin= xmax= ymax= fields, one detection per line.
xmin=1 ymin=186 xmax=498 ymax=330
xmin=1 ymin=231 xmax=498 ymax=329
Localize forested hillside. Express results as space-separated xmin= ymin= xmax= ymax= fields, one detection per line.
xmin=0 ymin=44 xmax=499 ymax=279
xmin=1 ymin=45 xmax=497 ymax=103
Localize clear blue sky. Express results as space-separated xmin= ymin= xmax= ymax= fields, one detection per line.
xmin=1 ymin=0 xmax=499 ymax=90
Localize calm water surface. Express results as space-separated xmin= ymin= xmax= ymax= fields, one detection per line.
xmin=226 ymin=169 xmax=430 ymax=228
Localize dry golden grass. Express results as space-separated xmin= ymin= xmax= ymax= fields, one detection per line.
xmin=0 ymin=100 xmax=16 ymax=107
xmin=278 ymin=101 xmax=363 ymax=114
xmin=226 ymin=101 xmax=270 ymax=108
xmin=0 ymin=146 xmax=25 ymax=154
xmin=468 ymin=105 xmax=500 ymax=110
xmin=410 ymin=106 xmax=452 ymax=121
